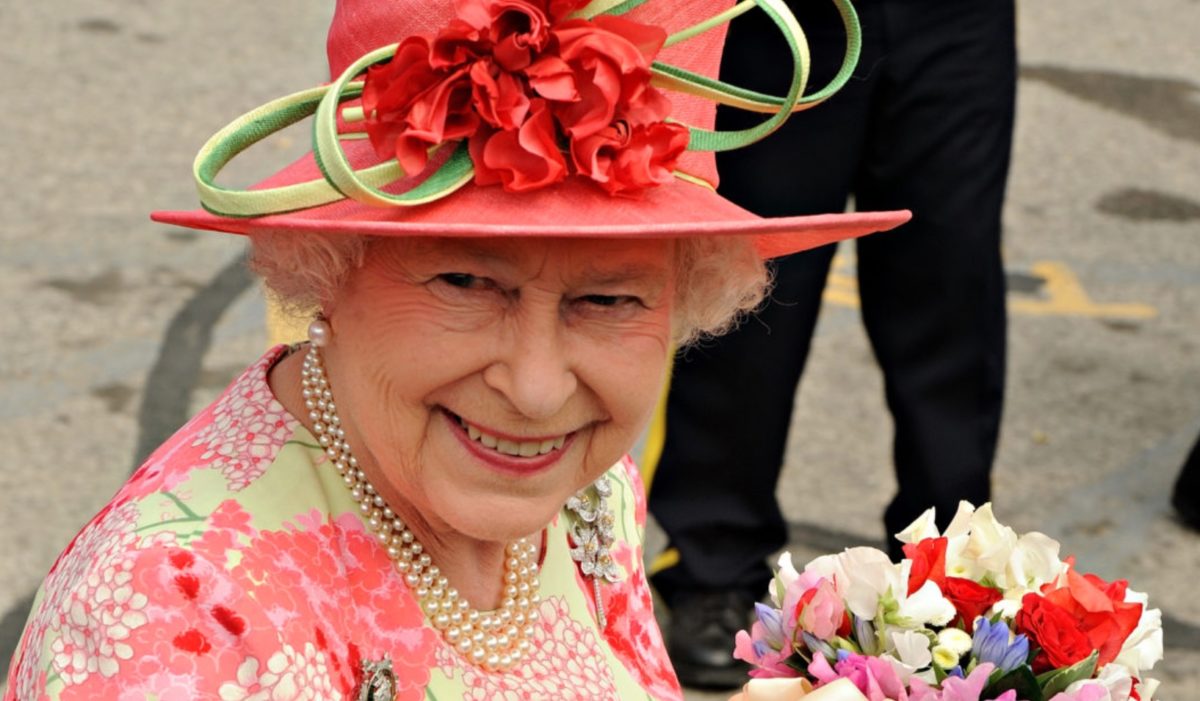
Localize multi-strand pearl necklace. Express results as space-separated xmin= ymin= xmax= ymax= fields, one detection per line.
xmin=299 ymin=334 xmax=541 ymax=671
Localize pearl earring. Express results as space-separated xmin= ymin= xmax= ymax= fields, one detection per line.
xmin=307 ymin=316 xmax=332 ymax=347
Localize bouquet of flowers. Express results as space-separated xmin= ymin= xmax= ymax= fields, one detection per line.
xmin=732 ymin=503 xmax=1163 ymax=701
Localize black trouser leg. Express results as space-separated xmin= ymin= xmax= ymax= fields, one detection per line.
xmin=854 ymin=0 xmax=1015 ymax=540
xmin=649 ymin=247 xmax=837 ymax=604
xmin=1173 ymin=432 xmax=1200 ymax=527
xmin=649 ymin=0 xmax=877 ymax=604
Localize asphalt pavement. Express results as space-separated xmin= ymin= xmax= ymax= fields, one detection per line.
xmin=1 ymin=1 xmax=1198 ymax=698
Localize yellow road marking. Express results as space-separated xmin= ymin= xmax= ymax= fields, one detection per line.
xmin=1009 ymin=261 xmax=1157 ymax=319
xmin=822 ymin=256 xmax=1157 ymax=320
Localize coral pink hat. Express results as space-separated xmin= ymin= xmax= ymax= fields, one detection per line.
xmin=152 ymin=0 xmax=909 ymax=258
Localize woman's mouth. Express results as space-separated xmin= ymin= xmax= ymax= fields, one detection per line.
xmin=445 ymin=411 xmax=570 ymax=459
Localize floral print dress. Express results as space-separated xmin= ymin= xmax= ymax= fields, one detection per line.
xmin=5 ymin=346 xmax=682 ymax=701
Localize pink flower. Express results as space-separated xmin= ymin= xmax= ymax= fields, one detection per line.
xmin=907 ymin=664 xmax=1015 ymax=701
xmin=784 ymin=576 xmax=846 ymax=642
xmin=809 ymin=653 xmax=909 ymax=701
xmin=733 ymin=626 xmax=794 ymax=679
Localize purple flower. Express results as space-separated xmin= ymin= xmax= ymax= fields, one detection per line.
xmin=755 ymin=602 xmax=787 ymax=648
xmin=734 ymin=612 xmax=795 ymax=678
xmin=971 ymin=618 xmax=1029 ymax=674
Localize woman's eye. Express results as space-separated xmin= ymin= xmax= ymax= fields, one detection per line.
xmin=582 ymin=295 xmax=621 ymax=307
xmin=580 ymin=294 xmax=641 ymax=309
xmin=436 ymin=273 xmax=485 ymax=289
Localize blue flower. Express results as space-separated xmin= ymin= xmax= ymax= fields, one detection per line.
xmin=971 ymin=618 xmax=1030 ymax=673
xmin=754 ymin=603 xmax=786 ymax=648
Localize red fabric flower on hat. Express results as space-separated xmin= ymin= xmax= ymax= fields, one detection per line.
xmin=362 ymin=38 xmax=479 ymax=175
xmin=471 ymin=99 xmax=568 ymax=191
xmin=529 ymin=15 xmax=672 ymax=138
xmin=362 ymin=0 xmax=690 ymax=195
xmin=572 ymin=120 xmax=688 ymax=196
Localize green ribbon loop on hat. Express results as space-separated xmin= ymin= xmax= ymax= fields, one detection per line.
xmin=311 ymin=45 xmax=476 ymax=208
xmin=195 ymin=84 xmax=403 ymax=217
xmin=193 ymin=0 xmax=860 ymax=218
xmin=652 ymin=0 xmax=861 ymax=152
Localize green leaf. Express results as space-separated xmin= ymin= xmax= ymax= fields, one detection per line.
xmin=984 ymin=666 xmax=1044 ymax=701
xmin=1037 ymin=652 xmax=1099 ymax=698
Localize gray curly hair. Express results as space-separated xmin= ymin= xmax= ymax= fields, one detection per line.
xmin=249 ymin=232 xmax=769 ymax=346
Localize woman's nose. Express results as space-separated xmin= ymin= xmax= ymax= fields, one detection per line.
xmin=482 ymin=312 xmax=578 ymax=421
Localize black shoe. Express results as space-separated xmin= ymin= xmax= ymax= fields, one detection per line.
xmin=665 ymin=590 xmax=755 ymax=690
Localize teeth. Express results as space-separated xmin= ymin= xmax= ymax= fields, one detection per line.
xmin=455 ymin=415 xmax=567 ymax=457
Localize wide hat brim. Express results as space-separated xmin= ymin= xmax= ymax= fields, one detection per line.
xmin=153 ymin=140 xmax=909 ymax=258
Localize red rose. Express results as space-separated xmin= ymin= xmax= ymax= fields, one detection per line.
xmin=903 ymin=537 xmax=948 ymax=595
xmin=571 ymin=120 xmax=688 ymax=196
xmin=531 ymin=16 xmax=669 ymax=138
xmin=470 ymin=99 xmax=567 ymax=191
xmin=1014 ymin=592 xmax=1095 ymax=673
xmin=1041 ymin=569 xmax=1143 ymax=667
xmin=941 ymin=577 xmax=1003 ymax=632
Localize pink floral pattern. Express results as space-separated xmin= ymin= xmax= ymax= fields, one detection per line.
xmin=189 ymin=351 xmax=297 ymax=491
xmin=216 ymin=643 xmax=337 ymax=701
xmin=13 ymin=503 xmax=141 ymax=700
xmin=6 ymin=347 xmax=678 ymax=700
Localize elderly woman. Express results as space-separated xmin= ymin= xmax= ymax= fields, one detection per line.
xmin=6 ymin=0 xmax=905 ymax=698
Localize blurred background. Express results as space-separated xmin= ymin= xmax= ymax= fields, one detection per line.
xmin=1 ymin=1 xmax=1198 ymax=698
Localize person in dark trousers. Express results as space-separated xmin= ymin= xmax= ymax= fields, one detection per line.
xmin=648 ymin=0 xmax=1017 ymax=689
xmin=1173 ymin=433 xmax=1200 ymax=530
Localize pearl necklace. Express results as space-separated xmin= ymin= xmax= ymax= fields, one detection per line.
xmin=300 ymin=341 xmax=540 ymax=671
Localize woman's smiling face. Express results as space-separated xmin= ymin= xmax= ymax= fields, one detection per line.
xmin=322 ymin=235 xmax=674 ymax=543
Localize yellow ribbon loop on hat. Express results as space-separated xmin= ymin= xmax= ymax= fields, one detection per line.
xmin=192 ymin=0 xmax=861 ymax=217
